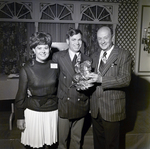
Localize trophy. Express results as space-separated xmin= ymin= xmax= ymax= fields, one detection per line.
xmin=73 ymin=60 xmax=94 ymax=90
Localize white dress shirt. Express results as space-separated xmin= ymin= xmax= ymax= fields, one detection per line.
xmin=69 ymin=49 xmax=80 ymax=61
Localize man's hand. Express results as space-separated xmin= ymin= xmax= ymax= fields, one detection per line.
xmin=88 ymin=72 xmax=102 ymax=83
xmin=17 ymin=119 xmax=26 ymax=130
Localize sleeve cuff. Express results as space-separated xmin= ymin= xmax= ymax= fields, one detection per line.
xmin=15 ymin=108 xmax=25 ymax=119
xmin=97 ymin=74 xmax=102 ymax=83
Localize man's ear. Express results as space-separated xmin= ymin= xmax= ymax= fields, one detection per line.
xmin=66 ymin=39 xmax=69 ymax=45
xmin=112 ymin=35 xmax=115 ymax=44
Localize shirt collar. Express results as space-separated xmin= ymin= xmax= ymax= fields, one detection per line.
xmin=69 ymin=49 xmax=80 ymax=61
xmin=101 ymin=45 xmax=114 ymax=58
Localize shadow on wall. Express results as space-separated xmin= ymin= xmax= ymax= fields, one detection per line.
xmin=124 ymin=73 xmax=150 ymax=133
xmin=120 ymin=73 xmax=150 ymax=149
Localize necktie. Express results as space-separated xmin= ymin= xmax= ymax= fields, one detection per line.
xmin=72 ymin=54 xmax=77 ymax=67
xmin=99 ymin=51 xmax=107 ymax=72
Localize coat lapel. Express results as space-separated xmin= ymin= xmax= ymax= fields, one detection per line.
xmin=80 ymin=52 xmax=88 ymax=62
xmin=60 ymin=50 xmax=75 ymax=77
xmin=92 ymin=51 xmax=101 ymax=73
xmin=101 ymin=47 xmax=119 ymax=76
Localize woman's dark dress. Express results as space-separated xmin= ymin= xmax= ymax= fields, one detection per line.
xmin=15 ymin=60 xmax=59 ymax=119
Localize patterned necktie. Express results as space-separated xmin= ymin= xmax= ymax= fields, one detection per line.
xmin=99 ymin=51 xmax=107 ymax=72
xmin=72 ymin=54 xmax=77 ymax=67
xmin=73 ymin=53 xmax=81 ymax=73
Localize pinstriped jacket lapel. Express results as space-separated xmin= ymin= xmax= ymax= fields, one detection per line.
xmin=101 ymin=47 xmax=119 ymax=76
xmin=60 ymin=49 xmax=75 ymax=78
xmin=92 ymin=51 xmax=101 ymax=73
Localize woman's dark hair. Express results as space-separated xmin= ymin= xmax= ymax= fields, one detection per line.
xmin=29 ymin=32 xmax=52 ymax=49
xmin=66 ymin=28 xmax=82 ymax=39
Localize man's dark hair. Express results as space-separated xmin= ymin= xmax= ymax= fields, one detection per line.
xmin=66 ymin=28 xmax=82 ymax=39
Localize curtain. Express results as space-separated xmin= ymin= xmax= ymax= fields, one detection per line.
xmin=39 ymin=23 xmax=75 ymax=42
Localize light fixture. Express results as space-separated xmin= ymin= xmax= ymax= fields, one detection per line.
xmin=142 ymin=23 xmax=150 ymax=53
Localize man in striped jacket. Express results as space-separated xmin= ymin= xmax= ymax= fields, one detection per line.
xmin=88 ymin=26 xmax=132 ymax=149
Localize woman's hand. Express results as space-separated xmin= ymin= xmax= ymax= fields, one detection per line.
xmin=17 ymin=119 xmax=26 ymax=130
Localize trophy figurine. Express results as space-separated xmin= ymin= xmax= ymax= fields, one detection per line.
xmin=73 ymin=60 xmax=93 ymax=90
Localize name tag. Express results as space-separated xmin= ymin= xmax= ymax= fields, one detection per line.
xmin=50 ymin=63 xmax=58 ymax=69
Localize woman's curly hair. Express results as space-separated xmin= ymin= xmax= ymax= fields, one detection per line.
xmin=29 ymin=32 xmax=52 ymax=50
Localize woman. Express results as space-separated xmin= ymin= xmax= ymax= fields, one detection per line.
xmin=15 ymin=32 xmax=58 ymax=149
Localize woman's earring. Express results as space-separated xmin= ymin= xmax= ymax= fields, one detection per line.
xmin=30 ymin=51 xmax=35 ymax=66
xmin=31 ymin=51 xmax=35 ymax=59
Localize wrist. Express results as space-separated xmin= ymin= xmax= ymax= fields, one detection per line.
xmin=97 ymin=74 xmax=102 ymax=83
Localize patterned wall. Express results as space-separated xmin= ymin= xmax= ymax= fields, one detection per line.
xmin=64 ymin=0 xmax=139 ymax=72
xmin=116 ymin=1 xmax=138 ymax=72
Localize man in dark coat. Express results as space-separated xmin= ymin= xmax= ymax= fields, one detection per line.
xmin=52 ymin=28 xmax=91 ymax=149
